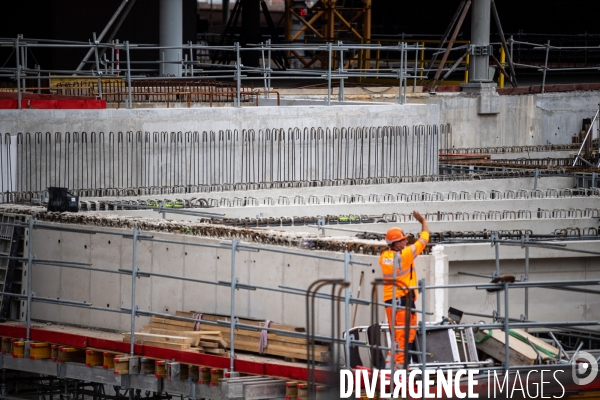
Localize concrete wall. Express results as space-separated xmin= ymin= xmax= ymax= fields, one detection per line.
xmin=443 ymin=241 xmax=600 ymax=326
xmin=28 ymin=225 xmax=600 ymax=341
xmin=0 ymin=104 xmax=438 ymax=133
xmin=0 ymin=104 xmax=443 ymax=194
xmin=409 ymin=91 xmax=600 ymax=148
xmin=29 ymin=227 xmax=382 ymax=337
xmin=28 ymin=226 xmax=447 ymax=338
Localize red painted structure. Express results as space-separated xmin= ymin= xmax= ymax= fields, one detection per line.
xmin=0 ymin=92 xmax=106 ymax=109
xmin=0 ymin=324 xmax=331 ymax=383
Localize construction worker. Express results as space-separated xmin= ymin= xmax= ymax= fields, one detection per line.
xmin=379 ymin=210 xmax=429 ymax=369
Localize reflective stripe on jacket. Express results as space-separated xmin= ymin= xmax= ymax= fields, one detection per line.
xmin=378 ymin=231 xmax=430 ymax=301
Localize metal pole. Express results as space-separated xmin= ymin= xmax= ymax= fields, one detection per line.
xmin=25 ymin=217 xmax=34 ymax=340
xmin=403 ymin=43 xmax=407 ymax=104
xmin=16 ymin=35 xmax=21 ymax=110
xmin=189 ymin=41 xmax=194 ymax=76
xmin=494 ymin=233 xmax=501 ymax=317
xmin=229 ymin=238 xmax=239 ymax=371
xmin=267 ymin=39 xmax=272 ymax=99
xmin=130 ymin=228 xmax=139 ymax=355
xmin=390 ymin=252 xmax=398 ymax=371
xmin=524 ymin=232 xmax=529 ymax=324
xmin=261 ymin=42 xmax=267 ymax=97
xmin=420 ymin=279 xmax=427 ymax=399
xmin=469 ymin=0 xmax=492 ymax=84
xmin=534 ymin=168 xmax=539 ymax=190
xmin=504 ymin=281 xmax=510 ymax=374
xmin=398 ymin=42 xmax=403 ymax=104
xmin=413 ymin=44 xmax=418 ymax=93
xmin=36 ymin=64 xmax=41 ymax=94
xmin=235 ymin=42 xmax=241 ymax=108
xmin=125 ymin=41 xmax=132 ymax=109
xmin=343 ymin=251 xmax=351 ymax=368
xmin=338 ymin=41 xmax=344 ymax=102
xmin=75 ymin=0 xmax=130 ymax=72
xmin=541 ymin=40 xmax=550 ymax=94
xmin=93 ymin=33 xmax=103 ymax=99
xmin=327 ymin=42 xmax=332 ymax=105
xmin=21 ymin=45 xmax=27 ymax=91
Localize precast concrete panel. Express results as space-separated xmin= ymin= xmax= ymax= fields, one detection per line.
xmin=409 ymin=91 xmax=599 ymax=148
xmin=247 ymin=251 xmax=284 ymax=324
xmin=58 ymin=232 xmax=91 ymax=327
xmin=281 ymin=250 xmax=316 ymax=328
xmin=447 ymin=257 xmax=600 ymax=327
xmin=215 ymin=245 xmax=234 ymax=317
xmin=119 ymin=236 xmax=153 ymax=331
xmin=181 ymin=240 xmax=218 ymax=315
xmin=151 ymin=240 xmax=184 ymax=316
xmin=90 ymin=234 xmax=123 ymax=331
xmin=31 ymin=229 xmax=63 ymax=323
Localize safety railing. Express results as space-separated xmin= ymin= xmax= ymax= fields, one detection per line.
xmin=0 ymin=37 xmax=429 ymax=108
xmin=504 ymin=38 xmax=600 ymax=92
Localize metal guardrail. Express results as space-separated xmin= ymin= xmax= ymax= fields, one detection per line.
xmin=0 ymin=38 xmax=426 ymax=108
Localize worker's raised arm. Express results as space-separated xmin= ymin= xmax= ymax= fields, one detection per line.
xmin=412 ymin=210 xmax=429 ymax=234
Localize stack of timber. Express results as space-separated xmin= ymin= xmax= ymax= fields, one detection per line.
xmin=474 ymin=328 xmax=562 ymax=366
xmin=180 ymin=311 xmax=330 ymax=362
xmin=134 ymin=314 xmax=228 ymax=355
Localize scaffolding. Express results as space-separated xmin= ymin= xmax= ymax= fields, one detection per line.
xmin=0 ymin=211 xmax=599 ymax=399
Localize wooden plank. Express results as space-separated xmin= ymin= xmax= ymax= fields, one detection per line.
xmin=140 ymin=328 xmax=203 ymax=346
xmin=510 ymin=329 xmax=560 ymax=359
xmin=113 ymin=356 xmax=130 ymax=375
xmin=140 ymin=340 xmax=191 ymax=350
xmin=231 ymin=333 xmax=329 ymax=352
xmin=198 ymin=366 xmax=211 ymax=384
xmin=177 ymin=311 xmax=305 ymax=332
xmin=155 ymin=360 xmax=166 ymax=378
xmin=29 ymin=342 xmax=51 ymax=360
xmin=205 ymin=348 xmax=227 ymax=355
xmin=199 ymin=341 xmax=219 ymax=349
xmin=474 ymin=330 xmax=536 ymax=366
xmin=103 ymin=352 xmax=120 ymax=369
xmin=85 ymin=349 xmax=103 ymax=366
xmin=122 ymin=332 xmax=194 ymax=345
xmin=198 ymin=335 xmax=228 ymax=348
xmin=234 ymin=341 xmax=329 ymax=362
xmin=194 ymin=323 xmax=314 ymax=346
xmin=151 ymin=316 xmax=195 ymax=329
xmin=140 ymin=322 xmax=220 ymax=337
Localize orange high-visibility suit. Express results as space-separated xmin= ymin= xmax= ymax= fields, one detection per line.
xmin=378 ymin=231 xmax=429 ymax=368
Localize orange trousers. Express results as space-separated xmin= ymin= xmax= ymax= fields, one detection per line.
xmin=385 ymin=303 xmax=417 ymax=368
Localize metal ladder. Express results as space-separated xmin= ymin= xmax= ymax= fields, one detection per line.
xmin=0 ymin=213 xmax=25 ymax=321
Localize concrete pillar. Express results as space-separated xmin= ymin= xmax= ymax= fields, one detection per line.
xmin=431 ymin=245 xmax=448 ymax=323
xmin=159 ymin=0 xmax=183 ymax=76
xmin=461 ymin=0 xmax=497 ymax=95
xmin=470 ymin=0 xmax=491 ymax=83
